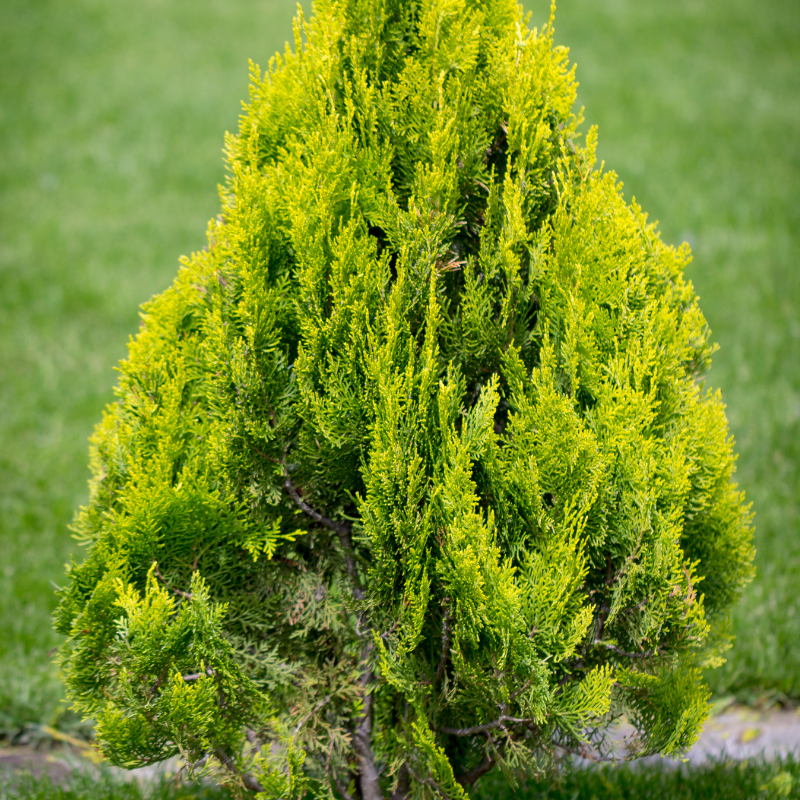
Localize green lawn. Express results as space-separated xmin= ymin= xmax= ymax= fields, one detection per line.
xmin=1 ymin=772 xmax=232 ymax=800
xmin=474 ymin=756 xmax=800 ymax=800
xmin=0 ymin=0 xmax=797 ymax=747
xmin=3 ymin=757 xmax=798 ymax=800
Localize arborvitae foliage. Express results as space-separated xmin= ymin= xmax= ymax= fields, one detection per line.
xmin=54 ymin=1 xmax=755 ymax=797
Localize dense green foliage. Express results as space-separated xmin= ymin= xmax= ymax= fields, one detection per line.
xmin=567 ymin=0 xmax=800 ymax=708
xmin=50 ymin=0 xmax=756 ymax=797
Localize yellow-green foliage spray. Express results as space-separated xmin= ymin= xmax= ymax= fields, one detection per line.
xmin=55 ymin=1 xmax=754 ymax=797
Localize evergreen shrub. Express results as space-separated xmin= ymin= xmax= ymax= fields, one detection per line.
xmin=54 ymin=1 xmax=755 ymax=797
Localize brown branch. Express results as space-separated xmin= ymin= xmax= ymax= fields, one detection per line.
xmin=188 ymin=752 xmax=211 ymax=772
xmin=389 ymin=764 xmax=410 ymax=800
xmin=507 ymin=676 xmax=535 ymax=703
xmin=245 ymin=728 xmax=260 ymax=747
xmin=335 ymin=522 xmax=366 ymax=603
xmin=333 ymin=775 xmax=356 ymax=800
xmin=281 ymin=467 xmax=349 ymax=536
xmin=152 ymin=562 xmax=192 ymax=600
xmin=596 ymin=642 xmax=664 ymax=660
xmin=405 ymin=763 xmax=448 ymax=798
xmin=281 ymin=450 xmax=377 ymax=795
xmin=434 ymin=607 xmax=452 ymax=686
xmin=552 ymin=740 xmax=613 ymax=765
xmin=592 ymin=554 xmax=615 ymax=642
xmin=593 ymin=602 xmax=610 ymax=643
xmin=380 ymin=618 xmax=400 ymax=641
xmin=611 ymin=528 xmax=646 ymax=586
xmin=280 ymin=458 xmax=364 ymax=601
xmin=439 ymin=716 xmax=537 ymax=737
xmin=456 ymin=755 xmax=495 ymax=786
xmin=557 ymin=658 xmax=586 ymax=689
xmin=214 ymin=747 xmax=265 ymax=794
xmin=275 ymin=555 xmax=306 ymax=572
xmin=293 ymin=694 xmax=332 ymax=737
xmin=625 ymin=592 xmax=656 ymax=616
xmin=352 ymin=642 xmax=381 ymax=800
xmin=683 ymin=565 xmax=696 ymax=605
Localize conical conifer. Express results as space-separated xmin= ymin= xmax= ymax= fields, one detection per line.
xmin=55 ymin=1 xmax=754 ymax=797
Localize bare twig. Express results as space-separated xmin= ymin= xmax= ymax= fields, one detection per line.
xmin=439 ymin=716 xmax=537 ymax=737
xmin=592 ymin=555 xmax=615 ymax=642
xmin=282 ymin=472 xmax=347 ymax=535
xmin=188 ymin=752 xmax=211 ymax=773
xmin=596 ymin=642 xmax=664 ymax=659
xmin=593 ymin=601 xmax=610 ymax=644
xmin=293 ymin=694 xmax=332 ymax=737
xmin=275 ymin=555 xmax=306 ymax=572
xmin=280 ymin=457 xmax=364 ymax=601
xmin=389 ymin=764 xmax=410 ymax=800
xmin=508 ymin=677 xmax=535 ymax=703
xmin=552 ymin=740 xmax=613 ymax=764
xmin=352 ymin=643 xmax=381 ymax=800
xmin=281 ymin=463 xmax=349 ymax=536
xmin=405 ymin=763 xmax=450 ymax=798
xmin=333 ymin=775 xmax=357 ymax=800
xmin=456 ymin=755 xmax=496 ymax=786
xmin=625 ymin=592 xmax=656 ymax=616
xmin=214 ymin=747 xmax=265 ymax=794
xmin=245 ymin=728 xmax=260 ymax=747
xmin=152 ymin=562 xmax=192 ymax=600
xmin=380 ymin=618 xmax=400 ymax=641
xmin=434 ymin=607 xmax=452 ymax=686
xmin=683 ymin=565 xmax=696 ymax=605
xmin=611 ymin=528 xmax=646 ymax=586
xmin=280 ymin=450 xmax=378 ymax=797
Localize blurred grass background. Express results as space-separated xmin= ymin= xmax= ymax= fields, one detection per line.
xmin=3 ymin=756 xmax=798 ymax=800
xmin=0 ymin=0 xmax=797 ymax=741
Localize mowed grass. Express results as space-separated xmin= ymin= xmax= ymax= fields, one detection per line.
xmin=2 ymin=756 xmax=799 ymax=800
xmin=1 ymin=772 xmax=233 ymax=800
xmin=0 ymin=0 xmax=797 ymax=743
xmin=474 ymin=756 xmax=800 ymax=800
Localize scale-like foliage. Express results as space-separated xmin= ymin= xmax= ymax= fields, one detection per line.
xmin=55 ymin=1 xmax=754 ymax=797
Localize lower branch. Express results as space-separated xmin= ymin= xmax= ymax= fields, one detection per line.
xmin=214 ymin=748 xmax=265 ymax=794
xmin=434 ymin=607 xmax=452 ymax=686
xmin=389 ymin=764 xmax=410 ymax=800
xmin=552 ymin=740 xmax=613 ymax=765
xmin=597 ymin=642 xmax=664 ymax=659
xmin=152 ymin=562 xmax=192 ymax=600
xmin=333 ymin=775 xmax=357 ymax=800
xmin=455 ymin=755 xmax=495 ymax=786
xmin=281 ymin=461 xmax=364 ymax=601
xmin=280 ymin=452 xmax=377 ymax=796
xmin=352 ymin=642 xmax=382 ymax=800
xmin=439 ymin=716 xmax=537 ymax=737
